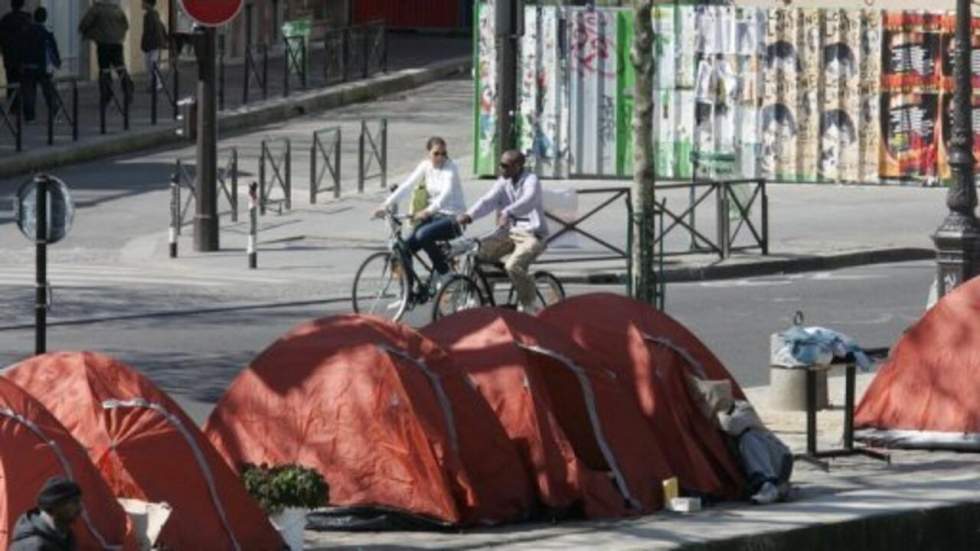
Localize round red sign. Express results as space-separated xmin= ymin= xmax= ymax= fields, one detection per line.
xmin=179 ymin=0 xmax=243 ymax=27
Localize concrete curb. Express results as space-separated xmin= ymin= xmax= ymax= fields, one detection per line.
xmin=0 ymin=56 xmax=472 ymax=181
xmin=555 ymin=247 xmax=935 ymax=285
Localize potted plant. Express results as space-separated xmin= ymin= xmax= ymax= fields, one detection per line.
xmin=242 ymin=463 xmax=329 ymax=551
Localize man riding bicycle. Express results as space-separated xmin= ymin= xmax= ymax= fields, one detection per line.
xmin=456 ymin=150 xmax=548 ymax=314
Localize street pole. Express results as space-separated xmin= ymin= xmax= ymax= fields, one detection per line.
xmin=495 ymin=0 xmax=521 ymax=154
xmin=933 ymin=0 xmax=979 ymax=297
xmin=35 ymin=175 xmax=48 ymax=355
xmin=194 ymin=26 xmax=220 ymax=251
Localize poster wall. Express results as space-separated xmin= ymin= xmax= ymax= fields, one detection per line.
xmin=475 ymin=3 xmax=980 ymax=185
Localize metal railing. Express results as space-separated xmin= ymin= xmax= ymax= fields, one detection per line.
xmin=47 ymin=77 xmax=79 ymax=145
xmin=537 ymin=186 xmax=666 ymax=308
xmin=98 ymin=68 xmax=131 ymax=133
xmin=318 ymin=21 xmax=388 ymax=84
xmin=1 ymin=84 xmax=23 ymax=151
xmin=259 ymin=137 xmax=291 ymax=214
xmin=149 ymin=60 xmax=179 ymax=125
xmin=242 ymin=44 xmax=270 ymax=104
xmin=283 ymin=35 xmax=308 ymax=97
xmin=656 ymin=178 xmax=768 ymax=260
xmin=358 ymin=118 xmax=387 ymax=192
xmin=173 ymin=147 xmax=240 ymax=230
xmin=310 ymin=127 xmax=341 ymax=203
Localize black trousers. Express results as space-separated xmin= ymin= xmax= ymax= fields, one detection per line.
xmin=96 ymin=42 xmax=133 ymax=106
xmin=19 ymin=67 xmax=55 ymax=122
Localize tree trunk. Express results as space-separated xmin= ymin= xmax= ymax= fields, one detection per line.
xmin=630 ymin=0 xmax=657 ymax=305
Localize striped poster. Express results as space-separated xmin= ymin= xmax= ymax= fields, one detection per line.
xmin=762 ymin=8 xmax=801 ymax=181
xmin=798 ymin=8 xmax=820 ymax=182
xmin=518 ymin=6 xmax=564 ymax=178
xmin=474 ymin=1 xmax=497 ymax=177
xmin=859 ymin=9 xmax=883 ymax=183
xmin=818 ymin=9 xmax=861 ymax=182
xmin=567 ymin=7 xmax=619 ymax=176
xmin=735 ymin=7 xmax=765 ymax=179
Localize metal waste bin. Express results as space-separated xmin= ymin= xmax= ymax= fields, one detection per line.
xmin=177 ymin=97 xmax=197 ymax=140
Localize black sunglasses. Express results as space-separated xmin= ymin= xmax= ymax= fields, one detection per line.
xmin=431 ymin=151 xmax=448 ymax=157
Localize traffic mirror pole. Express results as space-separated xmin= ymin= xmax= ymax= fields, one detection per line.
xmin=35 ymin=176 xmax=48 ymax=355
xmin=194 ymin=26 xmax=220 ymax=251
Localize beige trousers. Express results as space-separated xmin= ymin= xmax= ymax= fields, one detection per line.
xmin=478 ymin=229 xmax=547 ymax=308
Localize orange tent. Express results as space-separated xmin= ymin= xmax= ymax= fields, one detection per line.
xmin=422 ymin=308 xmax=674 ymax=518
xmin=856 ymin=276 xmax=980 ymax=450
xmin=0 ymin=376 xmax=135 ymax=551
xmin=5 ymin=352 xmax=283 ymax=551
xmin=539 ymin=293 xmax=745 ymax=500
xmin=205 ymin=314 xmax=533 ymax=526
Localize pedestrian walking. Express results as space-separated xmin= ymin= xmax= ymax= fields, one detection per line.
xmin=8 ymin=476 xmax=84 ymax=551
xmin=141 ymin=0 xmax=168 ymax=91
xmin=79 ymin=0 xmax=134 ymax=108
xmin=0 ymin=0 xmax=32 ymax=104
xmin=20 ymin=7 xmax=62 ymax=124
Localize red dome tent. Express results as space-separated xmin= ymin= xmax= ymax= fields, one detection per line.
xmin=0 ymin=377 xmax=135 ymax=551
xmin=5 ymin=352 xmax=283 ymax=551
xmin=205 ymin=314 xmax=533 ymax=526
xmin=422 ymin=308 xmax=674 ymax=518
xmin=855 ymin=276 xmax=980 ymax=450
xmin=538 ymin=293 xmax=745 ymax=500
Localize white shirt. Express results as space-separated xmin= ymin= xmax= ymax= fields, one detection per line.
xmin=383 ymin=159 xmax=466 ymax=216
xmin=466 ymin=170 xmax=549 ymax=237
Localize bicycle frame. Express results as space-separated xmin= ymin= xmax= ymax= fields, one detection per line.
xmin=382 ymin=211 xmax=435 ymax=301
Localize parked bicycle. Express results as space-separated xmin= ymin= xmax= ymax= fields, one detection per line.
xmin=431 ymin=233 xmax=565 ymax=320
xmin=351 ymin=208 xmax=445 ymax=322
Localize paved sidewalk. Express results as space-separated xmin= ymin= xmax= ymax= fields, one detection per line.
xmin=304 ymin=372 xmax=980 ymax=550
xmin=0 ymin=33 xmax=470 ymax=178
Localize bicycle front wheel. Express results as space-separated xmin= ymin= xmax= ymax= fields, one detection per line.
xmin=431 ymin=274 xmax=485 ymax=322
xmin=352 ymin=251 xmax=409 ymax=322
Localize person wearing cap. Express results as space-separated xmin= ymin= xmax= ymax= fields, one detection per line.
xmin=9 ymin=476 xmax=83 ymax=551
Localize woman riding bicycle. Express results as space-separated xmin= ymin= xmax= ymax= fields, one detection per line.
xmin=373 ymin=137 xmax=465 ymax=290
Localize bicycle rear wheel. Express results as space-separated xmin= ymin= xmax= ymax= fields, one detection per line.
xmin=352 ymin=251 xmax=409 ymax=322
xmin=504 ymin=271 xmax=566 ymax=310
xmin=431 ymin=274 xmax=485 ymax=322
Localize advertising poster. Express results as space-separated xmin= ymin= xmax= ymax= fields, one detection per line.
xmin=617 ymin=10 xmax=635 ymax=178
xmin=859 ymin=9 xmax=883 ymax=183
xmin=762 ymin=8 xmax=801 ymax=181
xmin=654 ymin=5 xmax=677 ymax=92
xmin=517 ymin=7 xmax=565 ymax=179
xmin=880 ymin=91 xmax=939 ymax=180
xmin=818 ymin=9 xmax=861 ymax=182
xmin=937 ymin=93 xmax=980 ymax=182
xmin=567 ymin=7 xmax=619 ymax=176
xmin=676 ymin=89 xmax=696 ymax=179
xmin=693 ymin=6 xmax=738 ymax=179
xmin=735 ymin=7 xmax=764 ymax=179
xmin=518 ymin=7 xmax=540 ymax=174
xmin=651 ymin=6 xmax=674 ymax=178
xmin=654 ymin=89 xmax=677 ymax=178
xmin=881 ymin=11 xmax=942 ymax=92
xmin=475 ymin=1 xmax=497 ymax=177
xmin=677 ymin=6 xmax=698 ymax=90
xmin=798 ymin=8 xmax=821 ymax=182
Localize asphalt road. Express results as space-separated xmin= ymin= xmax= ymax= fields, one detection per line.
xmin=0 ymin=260 xmax=933 ymax=425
